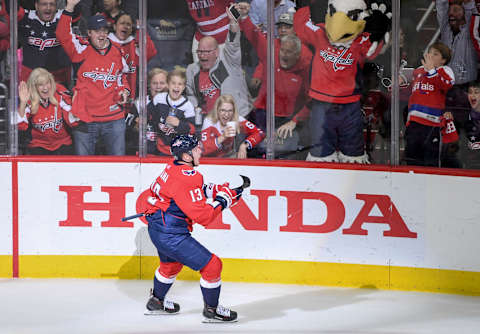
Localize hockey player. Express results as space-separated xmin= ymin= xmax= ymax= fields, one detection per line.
xmin=405 ymin=42 xmax=456 ymax=166
xmin=143 ymin=134 xmax=241 ymax=322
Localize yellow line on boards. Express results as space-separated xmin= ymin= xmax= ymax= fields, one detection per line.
xmin=1 ymin=255 xmax=478 ymax=296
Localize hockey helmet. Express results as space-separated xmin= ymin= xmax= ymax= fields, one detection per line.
xmin=170 ymin=134 xmax=199 ymax=160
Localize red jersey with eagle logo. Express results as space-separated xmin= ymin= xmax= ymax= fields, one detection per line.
xmin=200 ymin=116 xmax=265 ymax=157
xmin=17 ymin=85 xmax=77 ymax=151
xmin=56 ymin=11 xmax=130 ymax=123
xmin=108 ymin=30 xmax=157 ymax=100
xmin=145 ymin=160 xmax=223 ymax=232
xmin=294 ymin=6 xmax=382 ymax=104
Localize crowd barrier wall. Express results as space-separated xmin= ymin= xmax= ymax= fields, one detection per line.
xmin=1 ymin=157 xmax=479 ymax=295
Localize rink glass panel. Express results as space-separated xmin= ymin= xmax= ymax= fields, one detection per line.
xmin=4 ymin=0 xmax=479 ymax=169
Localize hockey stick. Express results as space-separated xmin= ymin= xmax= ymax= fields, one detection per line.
xmin=121 ymin=213 xmax=144 ymax=221
xmin=239 ymin=175 xmax=251 ymax=189
xmin=121 ymin=175 xmax=251 ymax=221
xmin=231 ymin=175 xmax=251 ymax=204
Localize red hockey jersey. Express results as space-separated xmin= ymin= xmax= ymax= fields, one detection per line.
xmin=145 ymin=160 xmax=224 ymax=232
xmin=17 ymin=86 xmax=77 ymax=151
xmin=186 ymin=0 xmax=230 ymax=43
xmin=200 ymin=116 xmax=265 ymax=157
xmin=239 ymin=16 xmax=312 ymax=121
xmin=108 ymin=30 xmax=157 ymax=100
xmin=56 ymin=11 xmax=130 ymax=123
xmin=470 ymin=14 xmax=480 ymax=59
xmin=294 ymin=6 xmax=382 ymax=104
xmin=407 ymin=66 xmax=455 ymax=127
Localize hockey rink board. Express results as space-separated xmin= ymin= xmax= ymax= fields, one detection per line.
xmin=1 ymin=157 xmax=480 ymax=295
xmin=0 ymin=161 xmax=12 ymax=277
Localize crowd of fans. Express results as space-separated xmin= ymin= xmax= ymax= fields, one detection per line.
xmin=1 ymin=0 xmax=480 ymax=169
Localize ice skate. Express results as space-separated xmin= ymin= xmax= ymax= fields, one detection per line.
xmin=144 ymin=290 xmax=180 ymax=315
xmin=202 ymin=304 xmax=238 ymax=323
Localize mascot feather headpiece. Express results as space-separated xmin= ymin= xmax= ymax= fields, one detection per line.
xmin=325 ymin=0 xmax=369 ymax=46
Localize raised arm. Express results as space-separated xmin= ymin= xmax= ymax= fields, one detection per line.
xmin=56 ymin=0 xmax=87 ymax=63
xmin=237 ymin=12 xmax=268 ymax=64
xmin=223 ymin=6 xmax=242 ymax=68
xmin=293 ymin=6 xmax=319 ymax=48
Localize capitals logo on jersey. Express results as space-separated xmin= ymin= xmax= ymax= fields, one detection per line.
xmin=32 ymin=116 xmax=64 ymax=133
xmin=27 ymin=37 xmax=60 ymax=51
xmin=123 ymin=53 xmax=136 ymax=74
xmin=319 ymin=47 xmax=355 ymax=72
xmin=182 ymin=170 xmax=198 ymax=176
xmin=412 ymin=81 xmax=435 ymax=93
xmin=82 ymin=63 xmax=120 ymax=89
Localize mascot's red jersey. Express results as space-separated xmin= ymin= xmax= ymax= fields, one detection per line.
xmin=294 ymin=6 xmax=382 ymax=104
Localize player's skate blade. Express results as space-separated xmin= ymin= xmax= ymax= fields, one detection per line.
xmin=202 ymin=305 xmax=238 ymax=323
xmin=144 ymin=294 xmax=180 ymax=315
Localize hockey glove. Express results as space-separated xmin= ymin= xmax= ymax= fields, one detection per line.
xmin=364 ymin=1 xmax=392 ymax=43
xmin=144 ymin=196 xmax=162 ymax=216
xmin=231 ymin=185 xmax=244 ymax=203
xmin=203 ymin=182 xmax=230 ymax=199
xmin=307 ymin=0 xmax=326 ymax=25
xmin=214 ymin=186 xmax=241 ymax=210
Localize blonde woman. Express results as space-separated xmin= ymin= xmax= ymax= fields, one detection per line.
xmin=201 ymin=94 xmax=264 ymax=158
xmin=17 ymin=67 xmax=78 ymax=155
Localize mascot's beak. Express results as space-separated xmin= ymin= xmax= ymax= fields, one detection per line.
xmin=325 ymin=11 xmax=366 ymax=45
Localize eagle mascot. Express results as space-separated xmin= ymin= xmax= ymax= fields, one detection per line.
xmin=294 ymin=0 xmax=391 ymax=163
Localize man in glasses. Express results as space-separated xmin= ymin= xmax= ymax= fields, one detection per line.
xmin=186 ymin=7 xmax=253 ymax=125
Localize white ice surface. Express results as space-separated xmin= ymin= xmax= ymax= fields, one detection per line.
xmin=0 ymin=278 xmax=479 ymax=334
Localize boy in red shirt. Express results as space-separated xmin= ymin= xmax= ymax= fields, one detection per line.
xmin=405 ymin=42 xmax=456 ymax=166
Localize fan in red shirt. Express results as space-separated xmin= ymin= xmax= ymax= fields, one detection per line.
xmin=56 ymin=0 xmax=131 ymax=155
xmin=17 ymin=67 xmax=79 ymax=155
xmin=201 ymin=94 xmax=264 ymax=158
xmin=108 ymin=12 xmax=157 ymax=100
xmin=95 ymin=0 xmax=124 ymax=29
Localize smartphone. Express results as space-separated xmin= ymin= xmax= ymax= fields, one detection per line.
xmin=229 ymin=4 xmax=241 ymax=22
xmin=401 ymin=67 xmax=414 ymax=83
